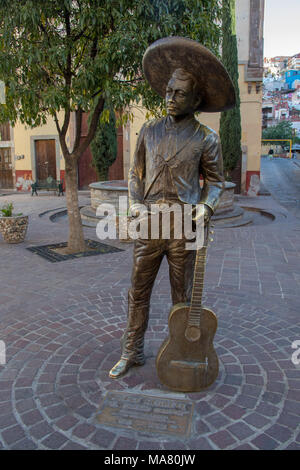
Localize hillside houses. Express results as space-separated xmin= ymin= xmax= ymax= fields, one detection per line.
xmin=262 ymin=53 xmax=300 ymax=136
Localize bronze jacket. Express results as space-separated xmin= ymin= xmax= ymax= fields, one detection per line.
xmin=128 ymin=115 xmax=225 ymax=213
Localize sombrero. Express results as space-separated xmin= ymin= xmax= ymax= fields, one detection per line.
xmin=142 ymin=36 xmax=236 ymax=113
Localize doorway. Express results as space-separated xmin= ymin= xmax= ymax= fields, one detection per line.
xmin=35 ymin=139 xmax=57 ymax=181
xmin=0 ymin=147 xmax=13 ymax=189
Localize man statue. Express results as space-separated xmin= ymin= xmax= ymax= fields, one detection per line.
xmin=109 ymin=37 xmax=235 ymax=379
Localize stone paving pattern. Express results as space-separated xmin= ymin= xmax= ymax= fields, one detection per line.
xmin=0 ymin=158 xmax=299 ymax=450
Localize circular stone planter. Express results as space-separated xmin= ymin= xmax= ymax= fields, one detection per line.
xmin=90 ymin=180 xmax=236 ymax=213
xmin=90 ymin=180 xmax=128 ymax=210
xmin=215 ymin=181 xmax=236 ymax=214
xmin=0 ymin=215 xmax=29 ymax=243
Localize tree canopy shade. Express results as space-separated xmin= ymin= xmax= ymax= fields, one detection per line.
xmin=219 ymin=0 xmax=242 ymax=180
xmin=0 ymin=0 xmax=222 ymax=252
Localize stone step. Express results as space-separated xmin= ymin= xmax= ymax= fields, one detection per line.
xmin=212 ymin=206 xmax=245 ymax=222
xmin=81 ymin=204 xmax=255 ymax=229
xmin=39 ymin=207 xmax=66 ymax=218
xmin=214 ymin=214 xmax=253 ymax=229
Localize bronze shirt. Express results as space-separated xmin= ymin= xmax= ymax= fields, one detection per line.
xmin=128 ymin=115 xmax=225 ymax=213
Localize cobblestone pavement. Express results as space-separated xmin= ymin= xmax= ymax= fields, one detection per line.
xmin=0 ymin=175 xmax=299 ymax=450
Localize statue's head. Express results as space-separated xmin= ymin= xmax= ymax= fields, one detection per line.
xmin=143 ymin=37 xmax=236 ymax=114
xmin=165 ymin=68 xmax=202 ymax=118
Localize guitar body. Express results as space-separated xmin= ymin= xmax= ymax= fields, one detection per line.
xmin=156 ymin=303 xmax=219 ymax=392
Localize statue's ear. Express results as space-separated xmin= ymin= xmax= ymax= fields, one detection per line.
xmin=194 ymin=95 xmax=202 ymax=111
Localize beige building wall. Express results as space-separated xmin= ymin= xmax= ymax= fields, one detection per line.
xmin=13 ymin=112 xmax=69 ymax=190
xmin=236 ymin=0 xmax=250 ymax=62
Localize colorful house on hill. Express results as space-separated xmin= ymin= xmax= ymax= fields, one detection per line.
xmin=285 ymin=70 xmax=300 ymax=90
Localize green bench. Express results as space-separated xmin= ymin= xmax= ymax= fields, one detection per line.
xmin=31 ymin=176 xmax=64 ymax=196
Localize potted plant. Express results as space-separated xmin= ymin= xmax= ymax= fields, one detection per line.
xmin=0 ymin=202 xmax=29 ymax=243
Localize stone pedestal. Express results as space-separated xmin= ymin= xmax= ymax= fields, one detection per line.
xmin=90 ymin=180 xmax=128 ymax=211
xmin=215 ymin=182 xmax=236 ymax=214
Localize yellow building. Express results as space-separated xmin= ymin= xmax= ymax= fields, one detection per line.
xmin=14 ymin=114 xmax=68 ymax=191
xmin=125 ymin=0 xmax=265 ymax=194
xmin=0 ymin=114 xmax=68 ymax=191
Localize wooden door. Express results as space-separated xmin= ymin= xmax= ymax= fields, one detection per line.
xmin=35 ymin=139 xmax=57 ymax=181
xmin=0 ymin=123 xmax=10 ymax=141
xmin=0 ymin=147 xmax=13 ymax=189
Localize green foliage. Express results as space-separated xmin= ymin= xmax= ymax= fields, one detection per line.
xmin=89 ymin=102 xmax=117 ymax=180
xmin=0 ymin=0 xmax=222 ymax=249
xmin=0 ymin=0 xmax=222 ymax=129
xmin=219 ymin=0 xmax=242 ymax=176
xmin=262 ymin=121 xmax=294 ymax=145
xmin=0 ymin=202 xmax=13 ymax=217
xmin=293 ymin=136 xmax=300 ymax=145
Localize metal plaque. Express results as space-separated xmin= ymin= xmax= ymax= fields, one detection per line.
xmin=96 ymin=391 xmax=194 ymax=438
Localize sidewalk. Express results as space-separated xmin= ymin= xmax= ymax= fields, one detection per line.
xmin=0 ymin=190 xmax=299 ymax=450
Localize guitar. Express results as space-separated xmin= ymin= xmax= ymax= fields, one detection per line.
xmin=156 ymin=223 xmax=218 ymax=392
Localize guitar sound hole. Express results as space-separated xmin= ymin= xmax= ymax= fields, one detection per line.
xmin=185 ymin=326 xmax=201 ymax=342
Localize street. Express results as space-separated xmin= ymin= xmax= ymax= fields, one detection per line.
xmin=261 ymin=156 xmax=300 ymax=219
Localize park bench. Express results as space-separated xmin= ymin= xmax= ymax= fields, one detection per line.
xmin=31 ymin=176 xmax=64 ymax=196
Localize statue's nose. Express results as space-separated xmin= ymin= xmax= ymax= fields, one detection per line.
xmin=167 ymin=91 xmax=175 ymax=101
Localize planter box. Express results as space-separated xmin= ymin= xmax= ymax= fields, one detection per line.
xmin=0 ymin=215 xmax=29 ymax=243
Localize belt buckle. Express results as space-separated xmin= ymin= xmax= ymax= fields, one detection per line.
xmin=156 ymin=199 xmax=169 ymax=211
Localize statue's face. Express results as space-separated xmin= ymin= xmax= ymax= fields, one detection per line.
xmin=165 ymin=75 xmax=197 ymax=117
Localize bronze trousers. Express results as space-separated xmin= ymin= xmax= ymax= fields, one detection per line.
xmin=121 ymin=211 xmax=196 ymax=362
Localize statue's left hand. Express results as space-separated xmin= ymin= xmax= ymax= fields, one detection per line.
xmin=192 ymin=204 xmax=213 ymax=225
xmin=203 ymin=205 xmax=213 ymax=225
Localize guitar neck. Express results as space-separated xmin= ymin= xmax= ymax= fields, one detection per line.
xmin=188 ymin=225 xmax=209 ymax=328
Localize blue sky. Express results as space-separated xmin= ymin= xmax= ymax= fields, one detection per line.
xmin=264 ymin=0 xmax=300 ymax=58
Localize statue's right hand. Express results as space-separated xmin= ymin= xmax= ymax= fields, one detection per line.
xmin=129 ymin=203 xmax=148 ymax=218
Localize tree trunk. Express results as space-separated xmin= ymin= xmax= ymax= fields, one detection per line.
xmin=64 ymin=155 xmax=86 ymax=253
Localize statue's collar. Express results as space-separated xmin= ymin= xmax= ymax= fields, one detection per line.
xmin=165 ymin=114 xmax=195 ymax=132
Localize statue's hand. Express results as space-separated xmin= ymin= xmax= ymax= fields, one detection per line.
xmin=129 ymin=203 xmax=147 ymax=218
xmin=204 ymin=205 xmax=213 ymax=225
xmin=192 ymin=204 xmax=213 ymax=225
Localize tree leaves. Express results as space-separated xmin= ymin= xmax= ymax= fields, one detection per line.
xmin=0 ymin=0 xmax=222 ymax=130
xmin=219 ymin=0 xmax=242 ymax=176
xmin=262 ymin=121 xmax=294 ymax=145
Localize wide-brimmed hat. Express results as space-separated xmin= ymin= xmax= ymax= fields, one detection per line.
xmin=142 ymin=36 xmax=236 ymax=113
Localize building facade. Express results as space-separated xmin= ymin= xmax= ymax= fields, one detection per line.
xmin=0 ymin=0 xmax=265 ymax=195
xmin=0 ymin=111 xmax=124 ymax=191
xmin=125 ymin=0 xmax=265 ymax=195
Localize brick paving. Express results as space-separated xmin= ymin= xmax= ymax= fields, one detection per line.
xmin=0 ymin=164 xmax=300 ymax=450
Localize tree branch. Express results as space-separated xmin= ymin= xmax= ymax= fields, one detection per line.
xmin=72 ymin=108 xmax=83 ymax=153
xmin=54 ymin=112 xmax=70 ymax=158
xmin=61 ymin=107 xmax=71 ymax=139
xmin=39 ymin=22 xmax=64 ymax=73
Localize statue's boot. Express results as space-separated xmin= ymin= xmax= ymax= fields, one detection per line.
xmin=109 ymin=299 xmax=149 ymax=379
xmin=109 ymin=356 xmax=145 ymax=379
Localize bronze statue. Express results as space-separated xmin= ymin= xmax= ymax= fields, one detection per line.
xmin=109 ymin=37 xmax=235 ymax=380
